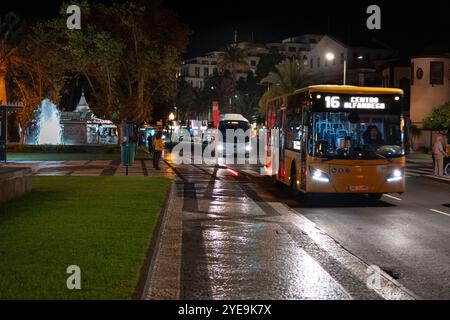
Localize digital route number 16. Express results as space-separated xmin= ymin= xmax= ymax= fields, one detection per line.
xmin=325 ymin=96 xmax=341 ymax=109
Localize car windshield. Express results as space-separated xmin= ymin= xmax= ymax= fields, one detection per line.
xmin=310 ymin=112 xmax=404 ymax=159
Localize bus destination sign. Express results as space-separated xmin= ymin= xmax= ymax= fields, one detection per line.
xmin=312 ymin=93 xmax=402 ymax=113
xmin=325 ymin=96 xmax=386 ymax=110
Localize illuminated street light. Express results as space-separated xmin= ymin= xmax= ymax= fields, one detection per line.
xmin=169 ymin=112 xmax=175 ymax=149
xmin=325 ymin=52 xmax=335 ymax=61
xmin=325 ymin=51 xmax=347 ymax=85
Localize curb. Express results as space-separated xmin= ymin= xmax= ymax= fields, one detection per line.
xmin=423 ymin=174 xmax=450 ymax=185
xmin=132 ymin=180 xmax=174 ymax=300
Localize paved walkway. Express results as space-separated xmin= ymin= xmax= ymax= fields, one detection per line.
xmin=144 ymin=169 xmax=417 ymax=300
xmin=0 ymin=159 xmax=176 ymax=179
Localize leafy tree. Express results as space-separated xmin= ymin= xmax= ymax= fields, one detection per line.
xmin=423 ymin=101 xmax=450 ymax=132
xmin=36 ymin=0 xmax=191 ymax=142
xmin=258 ymin=58 xmax=311 ymax=117
xmin=13 ymin=19 xmax=71 ymax=143
xmin=235 ymin=72 xmax=264 ymax=121
xmin=203 ymin=70 xmax=233 ymax=112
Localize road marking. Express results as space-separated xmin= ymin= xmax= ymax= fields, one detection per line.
xmin=384 ymin=194 xmax=402 ymax=201
xmin=429 ymin=209 xmax=450 ymax=217
xmin=266 ymin=202 xmax=419 ymax=300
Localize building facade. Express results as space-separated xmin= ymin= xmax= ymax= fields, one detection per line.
xmin=410 ymin=55 xmax=450 ymax=128
xmin=305 ymin=35 xmax=396 ymax=86
xmin=179 ymin=42 xmax=268 ymax=88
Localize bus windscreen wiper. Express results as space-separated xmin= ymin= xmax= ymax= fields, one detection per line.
xmin=375 ymin=152 xmax=393 ymax=163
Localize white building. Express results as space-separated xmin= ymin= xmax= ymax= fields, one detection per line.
xmin=179 ymin=52 xmax=220 ymax=88
xmin=266 ymin=34 xmax=322 ymax=59
xmin=179 ymin=43 xmax=267 ymax=88
xmin=305 ymin=35 xmax=396 ymax=86
xmin=179 ymin=34 xmax=396 ymax=89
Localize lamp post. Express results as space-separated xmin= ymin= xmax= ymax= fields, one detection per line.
xmin=325 ymin=52 xmax=346 ymax=85
xmin=228 ymin=94 xmax=238 ymax=113
xmin=169 ymin=112 xmax=175 ymax=150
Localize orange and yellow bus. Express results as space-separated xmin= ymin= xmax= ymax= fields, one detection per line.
xmin=266 ymin=85 xmax=405 ymax=200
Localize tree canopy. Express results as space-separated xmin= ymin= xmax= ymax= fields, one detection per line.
xmin=258 ymin=58 xmax=311 ymax=117
xmin=2 ymin=0 xmax=191 ymax=142
xmin=423 ymin=101 xmax=450 ymax=132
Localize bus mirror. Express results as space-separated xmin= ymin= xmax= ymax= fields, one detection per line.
xmin=348 ymin=112 xmax=360 ymax=124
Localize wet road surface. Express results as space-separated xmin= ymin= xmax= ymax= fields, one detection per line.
xmin=147 ymin=157 xmax=447 ymax=300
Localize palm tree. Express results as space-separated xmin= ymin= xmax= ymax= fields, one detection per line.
xmin=258 ymin=58 xmax=311 ymax=116
xmin=218 ymin=45 xmax=250 ymax=91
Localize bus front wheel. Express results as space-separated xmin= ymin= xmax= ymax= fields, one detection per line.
xmin=367 ymin=193 xmax=383 ymax=200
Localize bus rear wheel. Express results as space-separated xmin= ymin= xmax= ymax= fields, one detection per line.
xmin=367 ymin=193 xmax=383 ymax=200
xmin=290 ymin=165 xmax=300 ymax=197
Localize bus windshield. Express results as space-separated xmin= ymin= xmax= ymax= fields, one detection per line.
xmin=219 ymin=120 xmax=251 ymax=142
xmin=311 ymin=112 xmax=404 ymax=160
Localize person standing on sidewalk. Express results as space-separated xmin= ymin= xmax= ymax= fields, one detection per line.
xmin=147 ymin=132 xmax=154 ymax=154
xmin=152 ymin=131 xmax=164 ymax=170
xmin=432 ymin=135 xmax=447 ymax=176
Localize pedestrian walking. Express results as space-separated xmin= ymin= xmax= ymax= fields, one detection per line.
xmin=152 ymin=131 xmax=164 ymax=170
xmin=147 ymin=133 xmax=154 ymax=158
xmin=432 ymin=135 xmax=447 ymax=176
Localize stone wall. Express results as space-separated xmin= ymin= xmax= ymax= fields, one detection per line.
xmin=0 ymin=168 xmax=32 ymax=204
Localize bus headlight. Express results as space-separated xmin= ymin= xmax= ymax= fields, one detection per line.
xmin=311 ymin=168 xmax=330 ymax=183
xmin=386 ymin=169 xmax=402 ymax=182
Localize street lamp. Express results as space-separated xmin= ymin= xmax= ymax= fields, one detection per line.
xmin=228 ymin=94 xmax=238 ymax=113
xmin=326 ymin=52 xmax=346 ymax=85
xmin=169 ymin=112 xmax=175 ymax=150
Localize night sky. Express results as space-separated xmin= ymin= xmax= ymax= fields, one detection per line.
xmin=1 ymin=0 xmax=449 ymax=58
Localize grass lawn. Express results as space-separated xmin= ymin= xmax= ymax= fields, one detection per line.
xmin=0 ymin=176 xmax=170 ymax=299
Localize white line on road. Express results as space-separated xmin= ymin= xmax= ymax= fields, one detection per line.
xmin=266 ymin=202 xmax=419 ymax=300
xmin=429 ymin=209 xmax=450 ymax=217
xmin=384 ymin=194 xmax=402 ymax=201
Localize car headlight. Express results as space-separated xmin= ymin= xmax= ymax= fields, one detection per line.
xmin=245 ymin=145 xmax=252 ymax=152
xmin=386 ymin=169 xmax=402 ymax=182
xmin=310 ymin=167 xmax=330 ymax=183
xmin=217 ymin=144 xmax=223 ymax=152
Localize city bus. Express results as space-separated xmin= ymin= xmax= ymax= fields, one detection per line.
xmin=265 ymin=85 xmax=405 ymax=200
xmin=216 ymin=114 xmax=252 ymax=156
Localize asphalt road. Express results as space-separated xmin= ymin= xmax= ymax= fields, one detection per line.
xmin=159 ymin=155 xmax=450 ymax=300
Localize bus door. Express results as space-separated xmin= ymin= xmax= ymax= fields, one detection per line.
xmin=277 ymin=107 xmax=286 ymax=181
xmin=300 ymin=107 xmax=309 ymax=191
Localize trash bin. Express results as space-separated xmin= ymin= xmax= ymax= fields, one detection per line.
xmin=121 ymin=142 xmax=136 ymax=167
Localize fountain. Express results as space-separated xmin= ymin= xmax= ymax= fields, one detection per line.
xmin=35 ymin=99 xmax=62 ymax=145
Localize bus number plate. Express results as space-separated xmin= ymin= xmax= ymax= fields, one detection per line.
xmin=349 ymin=185 xmax=369 ymax=192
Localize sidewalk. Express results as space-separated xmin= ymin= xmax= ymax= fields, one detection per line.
xmin=406 ymin=153 xmax=450 ymax=183
xmin=0 ymin=158 xmax=177 ymax=179
xmin=406 ymin=152 xmax=433 ymax=165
